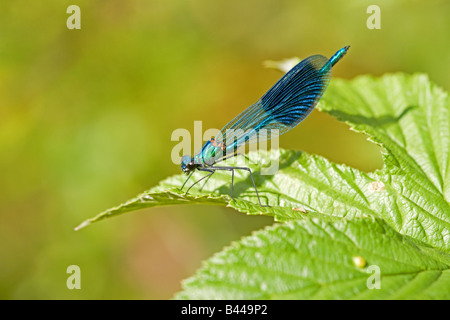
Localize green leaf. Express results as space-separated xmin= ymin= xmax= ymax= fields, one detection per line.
xmin=322 ymin=74 xmax=450 ymax=199
xmin=175 ymin=218 xmax=450 ymax=300
xmin=320 ymin=73 xmax=450 ymax=251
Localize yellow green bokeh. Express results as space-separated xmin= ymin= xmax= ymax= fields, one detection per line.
xmin=0 ymin=0 xmax=448 ymax=299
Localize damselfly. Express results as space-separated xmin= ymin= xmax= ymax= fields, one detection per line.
xmin=180 ymin=46 xmax=350 ymax=206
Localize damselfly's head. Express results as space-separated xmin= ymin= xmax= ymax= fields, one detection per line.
xmin=181 ymin=155 xmax=198 ymax=174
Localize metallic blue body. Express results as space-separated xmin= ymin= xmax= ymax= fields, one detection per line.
xmin=181 ymin=46 xmax=350 ymax=173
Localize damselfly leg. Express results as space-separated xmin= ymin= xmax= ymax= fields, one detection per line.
xmin=210 ymin=166 xmax=269 ymax=207
xmin=182 ymin=164 xmax=268 ymax=207
xmin=198 ymin=153 xmax=250 ymax=192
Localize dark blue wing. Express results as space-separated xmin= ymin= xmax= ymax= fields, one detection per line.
xmin=209 ymin=54 xmax=332 ymax=158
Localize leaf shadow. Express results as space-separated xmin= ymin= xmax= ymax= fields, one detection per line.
xmin=326 ymin=105 xmax=417 ymax=127
xmin=216 ymin=150 xmax=302 ymax=204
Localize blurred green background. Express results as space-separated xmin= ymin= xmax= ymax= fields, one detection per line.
xmin=1 ymin=0 xmax=449 ymax=299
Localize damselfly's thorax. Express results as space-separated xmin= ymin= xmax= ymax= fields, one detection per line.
xmin=201 ymin=138 xmax=227 ymax=165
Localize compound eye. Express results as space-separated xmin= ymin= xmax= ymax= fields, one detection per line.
xmin=181 ymin=155 xmax=191 ymax=165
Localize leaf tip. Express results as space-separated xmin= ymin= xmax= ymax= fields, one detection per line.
xmin=74 ymin=220 xmax=91 ymax=231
